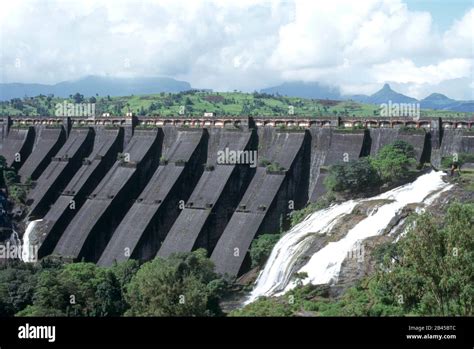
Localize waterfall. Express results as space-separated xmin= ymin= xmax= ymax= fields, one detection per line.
xmin=21 ymin=219 xmax=42 ymax=263
xmin=9 ymin=229 xmax=21 ymax=246
xmin=247 ymin=171 xmax=451 ymax=304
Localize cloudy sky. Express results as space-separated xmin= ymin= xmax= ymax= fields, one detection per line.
xmin=0 ymin=0 xmax=473 ymax=99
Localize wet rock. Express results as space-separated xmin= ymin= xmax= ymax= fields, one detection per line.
xmin=351 ymin=199 xmax=394 ymax=216
xmin=332 ymin=234 xmax=393 ymax=297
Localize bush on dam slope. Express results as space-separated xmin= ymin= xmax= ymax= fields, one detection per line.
xmin=324 ymin=141 xmax=417 ymax=194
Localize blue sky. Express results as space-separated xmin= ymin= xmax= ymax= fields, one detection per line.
xmin=406 ymin=0 xmax=473 ymax=31
xmin=1 ymin=0 xmax=473 ymax=99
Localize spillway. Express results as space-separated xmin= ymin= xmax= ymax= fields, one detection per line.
xmin=157 ymin=128 xmax=256 ymax=258
xmin=26 ymin=128 xmax=94 ymax=218
xmin=0 ymin=127 xmax=35 ymax=169
xmin=18 ymin=126 xmax=66 ymax=182
xmin=247 ymin=171 xmax=451 ymax=303
xmin=98 ymin=128 xmax=207 ymax=266
xmin=211 ymin=129 xmax=309 ymax=277
xmin=53 ymin=129 xmax=163 ymax=262
xmin=35 ymin=128 xmax=123 ymax=258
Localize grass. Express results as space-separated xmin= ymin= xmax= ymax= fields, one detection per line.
xmin=460 ymin=170 xmax=474 ymax=191
xmin=1 ymin=91 xmax=471 ymax=118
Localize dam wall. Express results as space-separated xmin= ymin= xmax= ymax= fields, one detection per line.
xmin=0 ymin=127 xmax=35 ymax=170
xmin=98 ymin=128 xmax=208 ymax=266
xmin=53 ymin=128 xmax=163 ymax=262
xmin=308 ymin=129 xmax=368 ymax=202
xmin=8 ymin=115 xmax=472 ymax=277
xmin=18 ymin=126 xmax=66 ymax=182
xmin=36 ymin=127 xmax=124 ymax=258
xmin=369 ymin=128 xmax=429 ymax=161
xmin=439 ymin=129 xmax=474 ymax=161
xmin=211 ymin=128 xmax=310 ymax=277
xmin=26 ymin=127 xmax=94 ymax=218
xmin=157 ymin=128 xmax=256 ymax=258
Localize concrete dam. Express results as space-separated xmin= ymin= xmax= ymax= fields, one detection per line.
xmin=1 ymin=115 xmax=473 ymax=277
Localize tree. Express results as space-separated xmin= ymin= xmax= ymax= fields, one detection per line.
xmin=324 ymin=158 xmax=381 ymax=193
xmin=378 ymin=202 xmax=474 ymax=315
xmin=0 ymin=262 xmax=38 ymax=316
xmin=371 ymin=141 xmax=416 ymax=183
xmin=125 ymin=249 xmax=225 ymax=316
xmin=23 ymin=263 xmax=125 ymax=317
xmin=72 ymin=93 xmax=84 ymax=104
xmin=250 ymin=233 xmax=281 ymax=268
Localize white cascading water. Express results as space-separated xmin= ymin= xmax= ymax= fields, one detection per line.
xmin=21 ymin=219 xmax=42 ymax=262
xmin=247 ymin=171 xmax=451 ymax=304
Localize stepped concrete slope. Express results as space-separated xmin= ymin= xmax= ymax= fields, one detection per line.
xmin=309 ymin=129 xmax=368 ymax=202
xmin=6 ymin=115 xmax=472 ymax=273
xmin=18 ymin=126 xmax=66 ymax=182
xmin=27 ymin=128 xmax=94 ymax=218
xmin=53 ymin=129 xmax=163 ymax=262
xmin=157 ymin=128 xmax=256 ymax=258
xmin=211 ymin=129 xmax=309 ymax=277
xmin=0 ymin=127 xmax=35 ymax=169
xmin=35 ymin=128 xmax=123 ymax=258
xmin=98 ymin=128 xmax=208 ymax=266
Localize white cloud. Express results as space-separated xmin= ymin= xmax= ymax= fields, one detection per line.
xmin=0 ymin=0 xmax=472 ymax=99
xmin=372 ymin=58 xmax=472 ymax=85
xmin=443 ymin=8 xmax=474 ymax=58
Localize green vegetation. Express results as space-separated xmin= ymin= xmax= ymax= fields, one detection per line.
xmin=0 ymin=155 xmax=30 ymax=204
xmin=370 ymin=140 xmax=417 ymax=183
xmin=289 ymin=192 xmax=336 ymax=227
xmin=324 ymin=141 xmax=417 ymax=194
xmin=249 ymin=234 xmax=281 ymax=268
xmin=0 ymin=250 xmax=227 ymax=317
xmin=1 ymin=91 xmax=470 ymax=118
xmin=379 ymin=202 xmax=473 ymax=316
xmin=324 ymin=157 xmax=381 ymax=193
xmin=259 ymin=158 xmax=285 ymax=172
xmin=125 ymin=249 xmax=226 ymax=316
xmin=18 ymin=262 xmax=126 ymax=316
xmin=441 ymin=152 xmax=474 ymax=169
xmin=233 ymin=202 xmax=473 ymax=316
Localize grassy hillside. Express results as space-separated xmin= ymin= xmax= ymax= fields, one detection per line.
xmin=0 ymin=90 xmax=470 ymax=118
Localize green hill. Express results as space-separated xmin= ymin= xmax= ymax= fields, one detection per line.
xmin=0 ymin=90 xmax=470 ymax=118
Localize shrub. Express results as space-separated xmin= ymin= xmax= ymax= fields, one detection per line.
xmin=249 ymin=234 xmax=281 ymax=268
xmin=324 ymin=157 xmax=381 ymax=193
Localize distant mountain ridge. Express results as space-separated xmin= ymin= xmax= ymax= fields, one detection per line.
xmin=0 ymin=76 xmax=192 ymax=101
xmin=260 ymin=81 xmax=341 ymax=100
xmin=350 ymin=83 xmax=418 ymax=104
xmin=261 ymin=82 xmax=473 ymax=112
xmin=419 ymin=93 xmax=473 ymax=112
xmin=1 ymin=76 xmax=472 ymax=112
